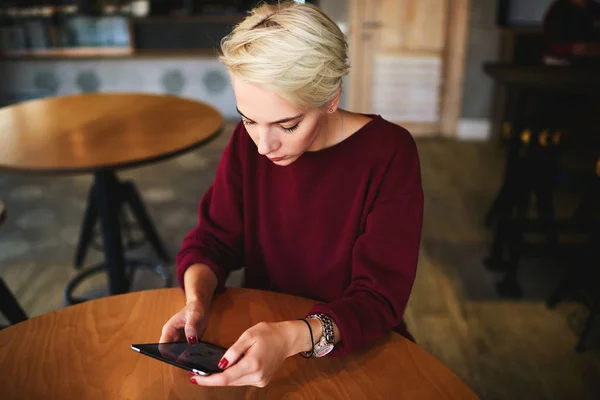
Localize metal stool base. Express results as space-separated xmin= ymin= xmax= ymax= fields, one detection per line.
xmin=65 ymin=259 xmax=172 ymax=305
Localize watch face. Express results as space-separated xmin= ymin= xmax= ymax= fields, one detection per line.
xmin=315 ymin=344 xmax=334 ymax=358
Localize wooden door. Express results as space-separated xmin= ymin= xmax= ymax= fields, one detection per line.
xmin=348 ymin=0 xmax=469 ymax=136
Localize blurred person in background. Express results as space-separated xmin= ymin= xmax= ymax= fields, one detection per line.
xmin=541 ymin=0 xmax=600 ymax=144
xmin=543 ymin=0 xmax=600 ymax=65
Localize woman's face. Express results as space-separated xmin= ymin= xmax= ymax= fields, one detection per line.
xmin=231 ymin=75 xmax=333 ymax=166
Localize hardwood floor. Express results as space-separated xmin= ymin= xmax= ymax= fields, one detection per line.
xmin=1 ymin=125 xmax=599 ymax=399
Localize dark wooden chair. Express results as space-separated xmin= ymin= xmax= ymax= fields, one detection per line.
xmin=546 ymin=161 xmax=600 ymax=352
xmin=483 ymin=87 xmax=565 ymax=297
xmin=482 ymin=64 xmax=600 ymax=299
xmin=0 ymin=202 xmax=28 ymax=327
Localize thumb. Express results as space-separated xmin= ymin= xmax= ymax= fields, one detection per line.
xmin=219 ymin=330 xmax=254 ymax=370
xmin=184 ymin=309 xmax=202 ymax=345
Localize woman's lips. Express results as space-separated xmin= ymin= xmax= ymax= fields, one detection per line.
xmin=268 ymin=156 xmax=286 ymax=162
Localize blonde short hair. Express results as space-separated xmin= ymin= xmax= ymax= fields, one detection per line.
xmin=219 ymin=1 xmax=350 ymax=110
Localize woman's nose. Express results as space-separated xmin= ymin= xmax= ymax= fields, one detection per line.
xmin=257 ymin=129 xmax=280 ymax=155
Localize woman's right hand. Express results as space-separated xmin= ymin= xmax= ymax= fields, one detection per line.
xmin=159 ymin=299 xmax=210 ymax=345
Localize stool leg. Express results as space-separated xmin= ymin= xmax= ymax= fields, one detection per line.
xmin=484 ymin=211 xmax=510 ymax=271
xmin=484 ymin=158 xmax=525 ymax=272
xmin=547 ymin=269 xmax=573 ymax=309
xmin=535 ymin=166 xmax=558 ymax=255
xmin=487 ymin=88 xmax=526 ymax=226
xmin=0 ymin=278 xmax=27 ymax=325
xmin=572 ymin=175 xmax=600 ymax=232
xmin=575 ymin=312 xmax=596 ymax=352
xmin=123 ymin=182 xmax=171 ymax=263
xmin=485 ymin=88 xmax=529 ymax=272
xmin=496 ymin=181 xmax=530 ymax=298
xmin=485 ymin=175 xmax=512 ymax=228
xmin=95 ymin=171 xmax=129 ymax=295
xmin=485 ymin=175 xmax=510 ymax=228
xmin=74 ymin=183 xmax=99 ymax=268
xmin=485 ymin=144 xmax=520 ymax=228
xmin=486 ymin=145 xmax=519 ymax=229
xmin=547 ymin=242 xmax=589 ymax=309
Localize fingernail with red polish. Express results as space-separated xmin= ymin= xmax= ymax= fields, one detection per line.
xmin=188 ymin=371 xmax=195 ymax=376
xmin=218 ymin=358 xmax=229 ymax=370
xmin=189 ymin=378 xmax=197 ymax=385
xmin=188 ymin=336 xmax=197 ymax=345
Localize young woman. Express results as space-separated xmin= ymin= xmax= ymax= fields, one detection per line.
xmin=160 ymin=1 xmax=424 ymax=388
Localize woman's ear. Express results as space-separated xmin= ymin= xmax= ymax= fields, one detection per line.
xmin=327 ymin=88 xmax=342 ymax=113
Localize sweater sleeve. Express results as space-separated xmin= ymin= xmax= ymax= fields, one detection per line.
xmin=308 ymin=131 xmax=424 ymax=357
xmin=176 ymin=124 xmax=245 ymax=294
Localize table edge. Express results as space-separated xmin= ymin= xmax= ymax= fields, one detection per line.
xmin=0 ymin=122 xmax=224 ymax=175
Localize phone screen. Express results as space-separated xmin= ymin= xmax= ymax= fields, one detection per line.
xmin=131 ymin=341 xmax=226 ymax=375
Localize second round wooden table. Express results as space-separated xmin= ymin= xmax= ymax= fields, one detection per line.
xmin=0 ymin=93 xmax=223 ymax=303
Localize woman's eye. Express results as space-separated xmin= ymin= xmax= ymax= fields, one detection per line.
xmin=242 ymin=118 xmax=298 ymax=132
xmin=281 ymin=123 xmax=299 ymax=133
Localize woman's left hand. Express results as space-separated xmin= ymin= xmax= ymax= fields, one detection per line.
xmin=189 ymin=321 xmax=302 ymax=388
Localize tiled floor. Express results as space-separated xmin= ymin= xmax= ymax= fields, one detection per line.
xmin=1 ymin=124 xmax=599 ymax=399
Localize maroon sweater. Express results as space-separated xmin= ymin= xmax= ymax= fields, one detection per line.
xmin=176 ymin=115 xmax=424 ymax=357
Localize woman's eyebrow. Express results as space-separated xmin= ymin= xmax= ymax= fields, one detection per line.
xmin=236 ymin=107 xmax=304 ymax=124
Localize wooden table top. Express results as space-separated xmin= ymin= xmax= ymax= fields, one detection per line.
xmin=0 ymin=93 xmax=224 ymax=174
xmin=0 ymin=288 xmax=479 ymax=399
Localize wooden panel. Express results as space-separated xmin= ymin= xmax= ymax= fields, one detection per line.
xmin=349 ymin=0 xmax=471 ymax=136
xmin=440 ymin=0 xmax=470 ymax=136
xmin=348 ymin=0 xmax=379 ymax=113
xmin=372 ymin=0 xmax=449 ymax=133
xmin=378 ymin=0 xmax=449 ymax=52
xmin=372 ymin=55 xmax=443 ymax=124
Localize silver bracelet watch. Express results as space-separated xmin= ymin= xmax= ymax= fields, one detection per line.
xmin=306 ymin=314 xmax=335 ymax=357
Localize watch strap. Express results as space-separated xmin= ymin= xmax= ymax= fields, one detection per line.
xmin=307 ymin=314 xmax=335 ymax=344
xmin=306 ymin=313 xmax=335 ymax=358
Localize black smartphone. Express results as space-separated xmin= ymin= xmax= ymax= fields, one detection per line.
xmin=131 ymin=340 xmax=227 ymax=376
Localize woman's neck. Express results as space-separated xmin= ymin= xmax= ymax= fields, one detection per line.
xmin=310 ymin=109 xmax=345 ymax=152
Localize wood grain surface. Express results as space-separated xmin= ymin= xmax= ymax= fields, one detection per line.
xmin=0 ymin=288 xmax=479 ymax=399
xmin=0 ymin=93 xmax=224 ymax=174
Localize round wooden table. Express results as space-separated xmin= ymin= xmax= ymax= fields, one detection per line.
xmin=0 ymin=93 xmax=223 ymax=303
xmin=0 ymin=288 xmax=479 ymax=399
xmin=0 ymin=93 xmax=223 ymax=173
